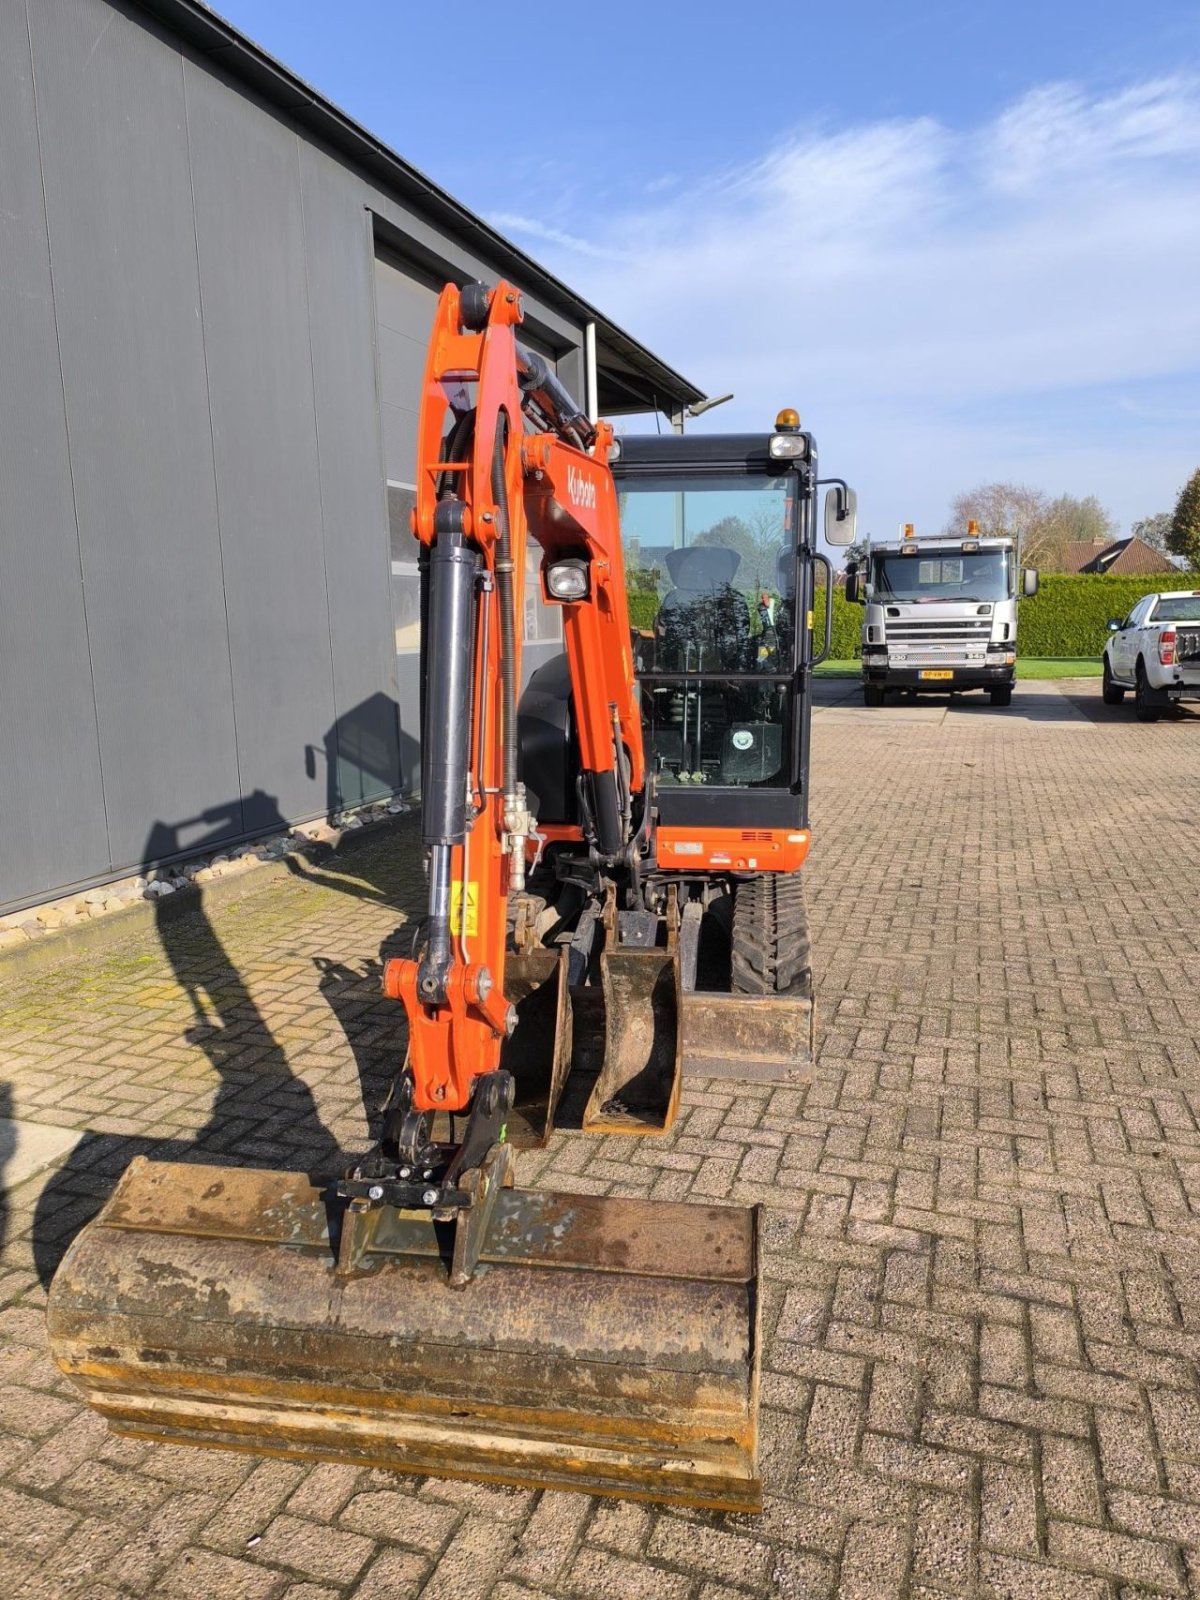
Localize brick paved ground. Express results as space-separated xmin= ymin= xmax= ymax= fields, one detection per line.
xmin=3 ymin=676 xmax=1200 ymax=1598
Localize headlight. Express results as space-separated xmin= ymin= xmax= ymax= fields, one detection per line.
xmin=607 ymin=438 xmax=621 ymax=462
xmin=546 ymin=560 xmax=589 ymax=600
xmin=769 ymin=434 xmax=808 ymax=459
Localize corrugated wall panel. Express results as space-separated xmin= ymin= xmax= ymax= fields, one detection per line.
xmin=298 ymin=145 xmax=401 ymax=814
xmin=0 ymin=3 xmax=109 ymax=905
xmin=27 ymin=0 xmax=240 ymax=873
xmin=184 ymin=60 xmax=336 ymax=832
xmin=374 ymin=254 xmax=438 ymax=486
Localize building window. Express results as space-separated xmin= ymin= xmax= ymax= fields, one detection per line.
xmin=387 ymin=481 xmax=420 ymax=654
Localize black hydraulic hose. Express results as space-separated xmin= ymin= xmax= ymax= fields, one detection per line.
xmin=491 ymin=417 xmax=519 ymax=800
xmin=515 ymin=345 xmax=596 ymax=450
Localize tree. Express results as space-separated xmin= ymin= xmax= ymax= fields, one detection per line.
xmin=695 ymin=516 xmax=780 ymax=591
xmin=1131 ymin=511 xmax=1172 ymax=553
xmin=1041 ymin=494 xmax=1116 ymax=549
xmin=1169 ymin=469 xmax=1200 ymax=571
xmin=944 ymin=483 xmax=1118 ymax=569
xmin=944 ymin=482 xmax=1052 ymax=564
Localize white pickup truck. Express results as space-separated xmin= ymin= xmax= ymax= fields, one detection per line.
xmin=1103 ymin=589 xmax=1200 ymax=721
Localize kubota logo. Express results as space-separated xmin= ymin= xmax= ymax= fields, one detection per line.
xmin=567 ymin=466 xmax=596 ymax=511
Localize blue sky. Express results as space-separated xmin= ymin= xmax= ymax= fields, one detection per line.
xmin=218 ymin=0 xmax=1200 ymax=540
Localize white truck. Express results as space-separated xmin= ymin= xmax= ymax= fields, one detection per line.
xmin=845 ymin=525 xmax=1038 ymax=707
xmin=1103 ymin=589 xmax=1200 ymax=721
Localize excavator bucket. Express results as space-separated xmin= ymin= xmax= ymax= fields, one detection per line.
xmin=681 ymin=987 xmax=815 ymax=1082
xmin=47 ymin=1157 xmax=761 ymax=1512
xmin=581 ymin=948 xmax=682 ymax=1133
xmin=498 ymin=946 xmax=572 ymax=1146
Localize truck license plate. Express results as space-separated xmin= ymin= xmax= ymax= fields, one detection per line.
xmin=919 ymin=669 xmax=953 ymax=680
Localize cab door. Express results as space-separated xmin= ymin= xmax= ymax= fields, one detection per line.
xmin=1114 ymin=598 xmax=1148 ymax=678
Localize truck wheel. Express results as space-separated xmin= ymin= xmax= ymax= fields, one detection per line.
xmin=1135 ymin=660 xmax=1163 ymax=723
xmin=989 ymin=685 xmax=1013 ymax=707
xmin=863 ymin=683 xmax=885 ymax=707
xmin=731 ymin=873 xmax=811 ymax=998
xmin=1101 ymin=658 xmax=1125 ymax=705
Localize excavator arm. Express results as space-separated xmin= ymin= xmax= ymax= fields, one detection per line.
xmin=370 ymin=281 xmax=644 ymax=1157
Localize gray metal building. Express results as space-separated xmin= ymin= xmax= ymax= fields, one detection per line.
xmin=0 ymin=0 xmax=701 ymax=914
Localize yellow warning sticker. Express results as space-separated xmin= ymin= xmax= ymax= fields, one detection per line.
xmin=450 ymin=881 xmax=479 ymax=937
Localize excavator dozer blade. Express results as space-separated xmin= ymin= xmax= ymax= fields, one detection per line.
xmin=498 ymin=946 xmax=572 ymax=1147
xmin=581 ymin=949 xmax=682 ymax=1134
xmin=47 ymin=1158 xmax=762 ymax=1513
xmin=681 ymin=986 xmax=815 ymax=1083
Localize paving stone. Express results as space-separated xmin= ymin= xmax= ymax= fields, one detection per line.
xmin=349 ymin=1548 xmax=429 ymax=1600
xmin=1047 ymin=1521 xmax=1184 ymax=1592
xmin=284 ymin=1465 xmax=361 ymax=1522
xmin=566 ymin=1545 xmax=691 ymax=1600
xmin=9 ymin=684 xmax=1200 ymax=1597
xmin=506 ymin=1490 xmax=589 ymax=1585
xmin=646 ymin=1517 xmax=773 ymax=1587
xmin=583 ymin=1498 xmax=652 ymax=1556
xmin=837 ymin=1518 xmax=908 ymax=1600
xmin=157 ymin=1546 xmax=282 ymax=1600
xmin=250 ymin=1515 xmax=373 ymax=1586
xmin=201 ymin=1460 xmax=307 ymax=1551
xmin=339 ymin=1490 xmax=459 ymax=1551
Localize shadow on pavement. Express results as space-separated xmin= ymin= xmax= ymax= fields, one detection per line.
xmin=31 ymin=793 xmax=422 ymax=1289
xmin=0 ymin=1082 xmax=12 ymax=1272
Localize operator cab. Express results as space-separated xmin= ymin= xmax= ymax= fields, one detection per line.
xmin=611 ymin=427 xmax=813 ymax=830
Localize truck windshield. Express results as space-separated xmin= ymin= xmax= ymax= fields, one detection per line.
xmin=872 ymin=549 xmax=1012 ymax=603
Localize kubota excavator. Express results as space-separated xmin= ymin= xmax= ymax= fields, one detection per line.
xmin=46 ymin=281 xmax=856 ymax=1511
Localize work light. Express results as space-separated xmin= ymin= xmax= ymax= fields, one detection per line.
xmin=546 ymin=560 xmax=589 ymax=600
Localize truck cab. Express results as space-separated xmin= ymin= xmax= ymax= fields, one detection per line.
xmin=847 ymin=525 xmax=1037 ymax=707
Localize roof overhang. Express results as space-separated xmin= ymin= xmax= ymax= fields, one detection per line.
xmin=128 ymin=0 xmax=705 ymax=418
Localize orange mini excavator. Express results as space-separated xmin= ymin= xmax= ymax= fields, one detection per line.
xmin=47 ymin=282 xmax=856 ymax=1510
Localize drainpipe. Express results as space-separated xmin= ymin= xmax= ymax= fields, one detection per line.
xmin=584 ymin=321 xmax=599 ymax=423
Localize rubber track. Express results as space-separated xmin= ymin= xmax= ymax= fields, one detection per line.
xmin=730 ymin=873 xmax=812 ymax=997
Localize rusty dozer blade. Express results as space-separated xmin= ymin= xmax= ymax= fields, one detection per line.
xmin=47 ymin=1158 xmax=762 ymax=1512
xmin=498 ymin=945 xmax=572 ymax=1147
xmin=681 ymin=987 xmax=815 ymax=1083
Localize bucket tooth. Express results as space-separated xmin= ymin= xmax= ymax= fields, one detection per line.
xmin=498 ymin=946 xmax=572 ymax=1147
xmin=47 ymin=1157 xmax=761 ymax=1512
xmin=581 ymin=949 xmax=682 ymax=1134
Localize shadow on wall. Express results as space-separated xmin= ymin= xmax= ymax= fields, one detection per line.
xmin=32 ymin=764 xmax=425 ymax=1289
xmin=307 ymin=691 xmax=419 ymax=817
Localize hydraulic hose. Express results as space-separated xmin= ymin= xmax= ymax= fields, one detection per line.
xmin=491 ymin=418 xmax=519 ymax=801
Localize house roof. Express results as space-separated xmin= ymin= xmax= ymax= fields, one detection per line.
xmin=1059 ymin=541 xmax=1107 ymax=573
xmin=129 ymin=0 xmax=706 ymax=417
xmin=1083 ymin=537 xmax=1177 ymax=575
xmin=1047 ymin=535 xmax=1176 ymax=575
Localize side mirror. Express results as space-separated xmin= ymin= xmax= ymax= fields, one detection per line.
xmin=1021 ymin=568 xmax=1038 ymax=598
xmin=844 ymin=569 xmax=861 ymax=605
xmin=1107 ymin=618 xmax=1121 ymax=633
xmin=824 ymin=485 xmax=857 ymax=547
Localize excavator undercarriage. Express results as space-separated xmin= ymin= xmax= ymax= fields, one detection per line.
xmin=48 ymin=279 xmax=850 ymax=1512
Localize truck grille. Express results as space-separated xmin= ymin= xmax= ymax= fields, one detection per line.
xmin=1176 ymin=627 xmax=1200 ymax=663
xmin=883 ymin=615 xmax=992 ymax=661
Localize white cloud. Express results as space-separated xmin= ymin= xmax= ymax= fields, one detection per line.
xmin=492 ymin=77 xmax=1200 ymax=532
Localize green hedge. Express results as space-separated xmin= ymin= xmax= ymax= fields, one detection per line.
xmin=629 ymin=571 xmax=1196 ymax=661
xmin=1015 ymin=573 xmax=1197 ymax=656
